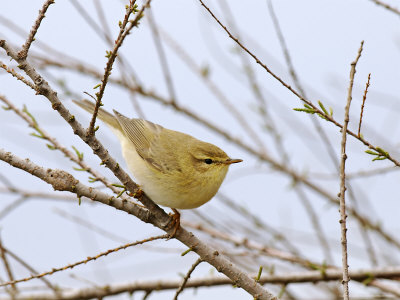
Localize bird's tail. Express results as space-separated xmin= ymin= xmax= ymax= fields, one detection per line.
xmin=73 ymin=99 xmax=122 ymax=131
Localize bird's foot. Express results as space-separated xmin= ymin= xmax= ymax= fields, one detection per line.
xmin=128 ymin=187 xmax=144 ymax=199
xmin=167 ymin=208 xmax=180 ymax=239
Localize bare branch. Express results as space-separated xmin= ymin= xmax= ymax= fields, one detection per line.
xmin=173 ymin=258 xmax=203 ymax=300
xmin=0 ymin=232 xmax=167 ymax=287
xmin=87 ymin=0 xmax=150 ymax=136
xmin=2 ymin=247 xmax=60 ymax=295
xmin=0 ymin=147 xmax=276 ymax=299
xmin=369 ymin=0 xmax=400 ymax=16
xmin=0 ymin=148 xmax=152 ymax=222
xmin=0 ymin=62 xmax=36 ymax=90
xmin=198 ymin=0 xmax=400 ymax=168
xmin=0 ymin=236 xmax=17 ymax=298
xmin=1 ymin=3 xmax=398 ymax=299
xmin=0 ymin=95 xmax=127 ymax=196
xmin=17 ymin=0 xmax=55 ymax=60
xmin=6 ymin=266 xmax=400 ymax=300
xmin=339 ymin=40 xmax=364 ymax=300
xmin=184 ymin=221 xmax=400 ymax=296
xmin=31 ymin=53 xmax=400 ymax=251
xmin=1 ymin=37 xmax=280 ymax=298
xmin=358 ymin=73 xmax=371 ymax=137
xmin=163 ymin=28 xmax=266 ymax=150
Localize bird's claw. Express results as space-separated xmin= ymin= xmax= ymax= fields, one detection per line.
xmin=128 ymin=187 xmax=144 ymax=199
xmin=167 ymin=208 xmax=180 ymax=239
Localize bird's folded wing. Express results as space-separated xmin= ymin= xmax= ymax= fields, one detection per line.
xmin=113 ymin=111 xmax=178 ymax=173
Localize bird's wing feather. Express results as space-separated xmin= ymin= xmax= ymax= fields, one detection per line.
xmin=113 ymin=110 xmax=179 ymax=173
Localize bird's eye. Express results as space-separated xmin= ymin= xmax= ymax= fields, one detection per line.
xmin=204 ymin=159 xmax=213 ymax=164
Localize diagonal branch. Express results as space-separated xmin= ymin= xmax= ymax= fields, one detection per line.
xmin=159 ymin=28 xmax=266 ymax=150
xmin=0 ymin=148 xmax=152 ymax=224
xmin=29 ymin=53 xmax=400 ymax=252
xmin=0 ymin=38 xmax=278 ymax=298
xmin=0 ymin=61 xmax=36 ymax=90
xmin=0 ymin=148 xmax=276 ymax=299
xmin=173 ymin=258 xmax=203 ymax=300
xmin=30 ymin=54 xmax=400 ymax=251
xmin=2 ymin=246 xmax=60 ymax=295
xmin=198 ymin=0 xmax=400 ymax=168
xmin=369 ymin=0 xmax=400 ymax=16
xmin=87 ymin=0 xmax=150 ymax=136
xmin=0 ymin=94 xmax=128 ymax=197
xmin=0 ymin=236 xmax=17 ymax=298
xmin=0 ymin=230 xmax=167 ymax=287
xmin=358 ymin=73 xmax=371 ymax=137
xmin=17 ymin=0 xmax=55 ymax=60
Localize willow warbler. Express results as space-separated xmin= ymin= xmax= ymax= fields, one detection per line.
xmin=73 ymin=100 xmax=242 ymax=209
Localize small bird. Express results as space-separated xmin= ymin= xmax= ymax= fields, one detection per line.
xmin=73 ymin=100 xmax=242 ymax=212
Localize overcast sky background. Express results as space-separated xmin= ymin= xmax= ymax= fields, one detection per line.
xmin=1 ymin=0 xmax=400 ymax=299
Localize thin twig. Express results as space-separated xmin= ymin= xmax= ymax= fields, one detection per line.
xmin=198 ymin=2 xmax=387 ymax=267
xmin=0 ymin=15 xmax=79 ymax=68
xmin=87 ymin=0 xmax=150 ymax=136
xmin=35 ymin=49 xmax=400 ymax=168
xmin=310 ymin=166 xmax=398 ymax=180
xmin=33 ymin=56 xmax=400 ymax=251
xmin=0 ymin=234 xmax=167 ymax=287
xmin=0 ymin=146 xmax=276 ymax=299
xmin=2 ymin=34 xmax=275 ymax=298
xmin=0 ymin=67 xmax=277 ymax=299
xmin=142 ymin=290 xmax=152 ymax=300
xmin=198 ymin=0 xmax=400 ymax=168
xmin=0 ymin=147 xmax=155 ymax=227
xmin=7 ymin=266 xmax=400 ymax=300
xmin=1 ymin=22 xmax=280 ymax=296
xmin=69 ymin=0 xmax=144 ymax=117
xmin=369 ymin=0 xmax=400 ymax=16
xmin=45 ymin=54 xmax=400 ymax=253
xmin=358 ymin=73 xmax=371 ymax=137
xmin=183 ymin=221 xmax=317 ymax=268
xmin=339 ymin=40 xmax=364 ymax=300
xmin=184 ymin=221 xmax=400 ymax=296
xmin=0 ymin=95 xmax=129 ymax=198
xmin=17 ymin=0 xmax=55 ymax=59
xmin=217 ymin=193 xmax=300 ymax=255
xmin=173 ymin=258 xmax=203 ymax=300
xmin=3 ymin=246 xmax=60 ymax=295
xmin=198 ymin=0 xmax=311 ymax=108
xmin=0 ymin=236 xmax=17 ymax=298
xmin=131 ymin=27 xmax=265 ymax=150
xmin=0 ymin=61 xmax=36 ymax=90
xmin=268 ymin=0 xmax=339 ymax=269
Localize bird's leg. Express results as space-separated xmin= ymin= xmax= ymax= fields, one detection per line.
xmin=167 ymin=208 xmax=180 ymax=239
xmin=128 ymin=186 xmax=144 ymax=199
xmin=126 ymin=187 xmax=147 ymax=208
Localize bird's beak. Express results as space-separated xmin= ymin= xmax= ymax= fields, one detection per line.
xmin=224 ymin=158 xmax=243 ymax=165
